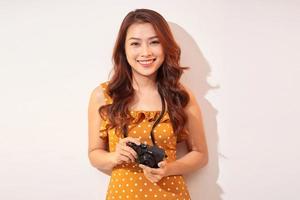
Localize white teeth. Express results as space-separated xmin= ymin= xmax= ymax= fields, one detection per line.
xmin=138 ymin=59 xmax=154 ymax=64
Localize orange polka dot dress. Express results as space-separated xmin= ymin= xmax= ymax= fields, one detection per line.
xmin=99 ymin=82 xmax=191 ymax=200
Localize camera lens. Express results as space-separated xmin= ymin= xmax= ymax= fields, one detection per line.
xmin=140 ymin=153 xmax=155 ymax=168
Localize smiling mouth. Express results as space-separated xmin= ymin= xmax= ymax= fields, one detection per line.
xmin=137 ymin=58 xmax=156 ymax=65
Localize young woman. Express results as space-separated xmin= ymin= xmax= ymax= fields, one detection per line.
xmin=88 ymin=8 xmax=208 ymax=200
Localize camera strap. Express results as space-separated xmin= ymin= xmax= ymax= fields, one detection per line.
xmin=149 ymin=86 xmax=166 ymax=146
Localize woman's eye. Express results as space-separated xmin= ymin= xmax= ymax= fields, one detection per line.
xmin=151 ymin=40 xmax=160 ymax=44
xmin=130 ymin=42 xmax=139 ymax=46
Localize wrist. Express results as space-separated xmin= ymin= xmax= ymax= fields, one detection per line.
xmin=109 ymin=152 xmax=118 ymax=167
xmin=165 ymin=161 xmax=176 ymax=176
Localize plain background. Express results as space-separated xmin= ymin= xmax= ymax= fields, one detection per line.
xmin=1 ymin=0 xmax=299 ymax=199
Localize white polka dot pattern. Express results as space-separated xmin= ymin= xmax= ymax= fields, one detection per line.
xmin=99 ymin=82 xmax=191 ymax=199
xmin=106 ymin=165 xmax=190 ymax=200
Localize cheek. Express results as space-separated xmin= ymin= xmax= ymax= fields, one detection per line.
xmin=157 ymin=50 xmax=165 ymax=61
xmin=155 ymin=47 xmax=165 ymax=58
xmin=126 ymin=49 xmax=138 ymax=59
xmin=125 ymin=50 xmax=136 ymax=62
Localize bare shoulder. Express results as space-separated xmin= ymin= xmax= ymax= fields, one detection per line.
xmin=88 ymin=83 xmax=109 ymax=152
xmin=88 ymin=84 xmax=106 ymax=107
xmin=180 ymin=83 xmax=198 ymax=109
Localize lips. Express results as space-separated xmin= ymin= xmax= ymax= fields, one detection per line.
xmin=137 ymin=58 xmax=156 ymax=65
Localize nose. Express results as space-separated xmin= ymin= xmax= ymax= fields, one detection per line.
xmin=141 ymin=44 xmax=152 ymax=57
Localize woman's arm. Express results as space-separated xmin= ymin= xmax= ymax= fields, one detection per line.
xmin=88 ymin=86 xmax=140 ymax=176
xmin=88 ymin=86 xmax=116 ymax=175
xmin=166 ymin=85 xmax=209 ymax=176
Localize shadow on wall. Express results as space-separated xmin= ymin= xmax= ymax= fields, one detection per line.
xmin=169 ymin=22 xmax=223 ymax=200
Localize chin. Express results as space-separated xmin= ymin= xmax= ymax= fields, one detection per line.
xmin=137 ymin=70 xmax=158 ymax=77
xmin=132 ymin=67 xmax=159 ymax=77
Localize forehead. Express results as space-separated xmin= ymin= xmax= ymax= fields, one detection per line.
xmin=126 ymin=23 xmax=157 ymax=39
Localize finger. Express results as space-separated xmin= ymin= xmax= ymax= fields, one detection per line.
xmin=139 ymin=164 xmax=151 ymax=172
xmin=149 ymin=168 xmax=164 ymax=176
xmin=119 ymin=154 xmax=131 ymax=163
xmin=115 ymin=154 xmax=128 ymax=164
xmin=117 ymin=146 xmax=134 ymax=161
xmin=140 ymin=166 xmax=162 ymax=183
xmin=144 ymin=175 xmax=156 ymax=183
xmin=139 ymin=165 xmax=154 ymax=176
xmin=120 ymin=145 xmax=137 ymax=157
xmin=140 ymin=165 xmax=160 ymax=178
xmin=116 ymin=143 xmax=137 ymax=162
xmin=121 ymin=145 xmax=138 ymax=159
xmin=139 ymin=164 xmax=146 ymax=169
xmin=125 ymin=146 xmax=138 ymax=160
xmin=145 ymin=173 xmax=161 ymax=183
xmin=142 ymin=169 xmax=155 ymax=179
xmin=120 ymin=150 xmax=135 ymax=162
xmin=124 ymin=137 xmax=141 ymax=145
xmin=158 ymin=161 xmax=167 ymax=168
xmin=151 ymin=176 xmax=161 ymax=183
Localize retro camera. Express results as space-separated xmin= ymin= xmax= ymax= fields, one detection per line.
xmin=127 ymin=141 xmax=167 ymax=168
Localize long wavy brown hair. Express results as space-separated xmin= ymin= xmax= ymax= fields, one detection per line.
xmin=99 ymin=8 xmax=190 ymax=142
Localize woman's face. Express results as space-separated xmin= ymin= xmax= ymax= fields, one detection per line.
xmin=125 ymin=23 xmax=165 ymax=79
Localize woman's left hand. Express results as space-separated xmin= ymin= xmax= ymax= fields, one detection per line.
xmin=139 ymin=161 xmax=169 ymax=183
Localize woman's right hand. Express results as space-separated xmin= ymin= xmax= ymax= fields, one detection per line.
xmin=111 ymin=137 xmax=140 ymax=166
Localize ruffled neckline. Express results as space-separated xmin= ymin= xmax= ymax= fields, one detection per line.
xmin=129 ymin=110 xmax=162 ymax=113
xmin=129 ymin=110 xmax=170 ymax=123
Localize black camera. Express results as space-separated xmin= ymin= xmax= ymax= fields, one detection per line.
xmin=127 ymin=141 xmax=167 ymax=168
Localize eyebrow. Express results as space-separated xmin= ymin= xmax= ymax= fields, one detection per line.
xmin=128 ymin=36 xmax=159 ymax=41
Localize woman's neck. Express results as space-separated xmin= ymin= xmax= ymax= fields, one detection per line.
xmin=132 ymin=74 xmax=157 ymax=93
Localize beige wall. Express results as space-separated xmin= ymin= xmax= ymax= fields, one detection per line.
xmin=0 ymin=1 xmax=299 ymax=199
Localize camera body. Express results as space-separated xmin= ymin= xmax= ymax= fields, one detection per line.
xmin=127 ymin=141 xmax=166 ymax=168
